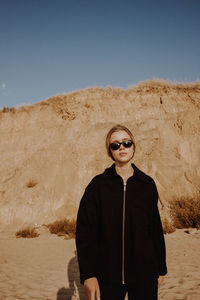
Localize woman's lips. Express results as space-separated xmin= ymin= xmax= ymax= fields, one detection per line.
xmin=119 ymin=152 xmax=127 ymax=156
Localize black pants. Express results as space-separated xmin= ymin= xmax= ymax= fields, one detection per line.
xmin=99 ymin=278 xmax=158 ymax=300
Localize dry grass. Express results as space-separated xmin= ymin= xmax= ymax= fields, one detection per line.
xmin=128 ymin=79 xmax=200 ymax=96
xmin=169 ymin=197 xmax=200 ymax=229
xmin=1 ymin=107 xmax=16 ymax=113
xmin=46 ymin=218 xmax=76 ymax=239
xmin=1 ymin=79 xmax=199 ymax=116
xmin=26 ymin=180 xmax=38 ymax=188
xmin=162 ymin=218 xmax=176 ymax=234
xmin=16 ymin=227 xmax=39 ymax=238
xmin=136 ymin=78 xmax=200 ymax=89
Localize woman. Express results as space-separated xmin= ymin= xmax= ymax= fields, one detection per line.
xmin=75 ymin=124 xmax=167 ymax=300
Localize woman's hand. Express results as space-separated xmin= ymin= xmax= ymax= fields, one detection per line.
xmin=158 ymin=275 xmax=165 ymax=288
xmin=84 ymin=277 xmax=101 ymax=300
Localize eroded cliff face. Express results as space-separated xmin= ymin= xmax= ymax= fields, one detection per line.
xmin=0 ymin=80 xmax=200 ymax=229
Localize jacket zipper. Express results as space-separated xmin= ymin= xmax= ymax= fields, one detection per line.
xmin=122 ymin=183 xmax=126 ymax=284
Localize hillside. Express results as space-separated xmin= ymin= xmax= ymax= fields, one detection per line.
xmin=0 ymin=79 xmax=200 ymax=230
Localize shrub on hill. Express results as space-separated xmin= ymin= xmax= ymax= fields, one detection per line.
xmin=26 ymin=180 xmax=38 ymax=188
xmin=170 ymin=197 xmax=200 ymax=229
xmin=16 ymin=227 xmax=39 ymax=238
xmin=46 ymin=218 xmax=76 ymax=239
xmin=162 ymin=218 xmax=176 ymax=234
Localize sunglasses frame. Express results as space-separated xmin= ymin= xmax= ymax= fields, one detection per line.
xmin=109 ymin=140 xmax=133 ymax=151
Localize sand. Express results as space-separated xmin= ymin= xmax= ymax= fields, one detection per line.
xmin=0 ymin=228 xmax=200 ymax=300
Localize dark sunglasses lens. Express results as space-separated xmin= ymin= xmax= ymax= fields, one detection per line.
xmin=110 ymin=143 xmax=120 ymax=150
xmin=123 ymin=140 xmax=133 ymax=148
xmin=110 ymin=140 xmax=133 ymax=150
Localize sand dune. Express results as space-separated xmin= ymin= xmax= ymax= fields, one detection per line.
xmin=0 ymin=80 xmax=200 ymax=230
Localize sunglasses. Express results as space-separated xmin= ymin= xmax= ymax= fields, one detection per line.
xmin=109 ymin=140 xmax=133 ymax=151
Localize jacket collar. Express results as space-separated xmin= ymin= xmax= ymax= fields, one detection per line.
xmin=103 ymin=163 xmax=149 ymax=183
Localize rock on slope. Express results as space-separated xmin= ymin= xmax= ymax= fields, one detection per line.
xmin=0 ymin=80 xmax=200 ymax=230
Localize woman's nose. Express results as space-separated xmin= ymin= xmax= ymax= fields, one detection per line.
xmin=119 ymin=143 xmax=125 ymax=149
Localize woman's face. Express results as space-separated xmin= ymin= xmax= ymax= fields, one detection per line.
xmin=109 ymin=130 xmax=134 ymax=164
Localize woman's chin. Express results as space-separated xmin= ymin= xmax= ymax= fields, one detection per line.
xmin=115 ymin=156 xmax=132 ymax=164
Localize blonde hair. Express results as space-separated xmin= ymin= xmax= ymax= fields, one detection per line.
xmin=105 ymin=124 xmax=135 ymax=161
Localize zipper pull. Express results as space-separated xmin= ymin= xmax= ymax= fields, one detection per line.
xmin=123 ymin=183 xmax=126 ymax=191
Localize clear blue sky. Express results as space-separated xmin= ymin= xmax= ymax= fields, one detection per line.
xmin=0 ymin=0 xmax=200 ymax=108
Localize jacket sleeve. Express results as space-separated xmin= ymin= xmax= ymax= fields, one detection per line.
xmin=75 ymin=178 xmax=100 ymax=285
xmin=150 ymin=181 xmax=167 ymax=276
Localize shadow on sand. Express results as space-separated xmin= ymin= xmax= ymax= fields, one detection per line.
xmin=57 ymin=250 xmax=84 ymax=300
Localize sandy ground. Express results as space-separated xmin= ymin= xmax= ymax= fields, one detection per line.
xmin=0 ymin=227 xmax=200 ymax=300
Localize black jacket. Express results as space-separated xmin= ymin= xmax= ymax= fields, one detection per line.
xmin=75 ymin=163 xmax=167 ymax=285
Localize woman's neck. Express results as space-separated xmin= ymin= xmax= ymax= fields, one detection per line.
xmin=115 ymin=161 xmax=134 ymax=184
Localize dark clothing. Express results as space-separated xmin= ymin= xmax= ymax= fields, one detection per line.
xmin=99 ymin=278 xmax=158 ymax=300
xmin=75 ymin=163 xmax=167 ymax=286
